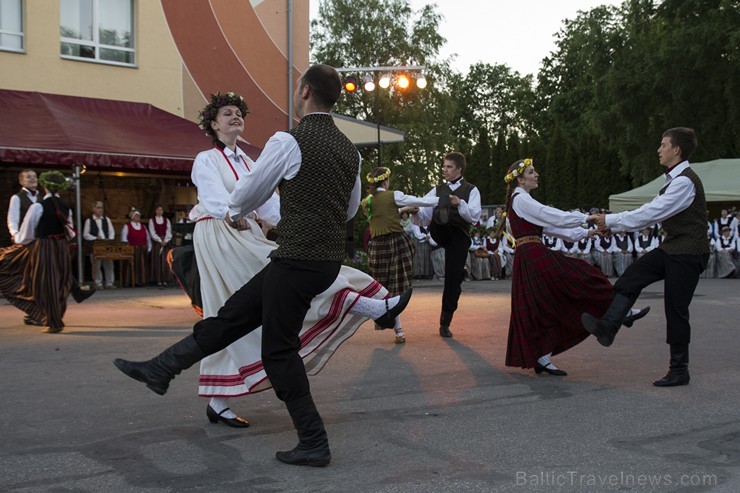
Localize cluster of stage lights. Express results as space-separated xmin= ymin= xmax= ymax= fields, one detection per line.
xmin=343 ymin=73 xmax=427 ymax=93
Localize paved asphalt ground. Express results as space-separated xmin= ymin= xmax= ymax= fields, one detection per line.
xmin=1 ymin=278 xmax=739 ymax=492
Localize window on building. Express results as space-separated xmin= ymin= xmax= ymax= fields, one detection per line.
xmin=60 ymin=0 xmax=135 ymax=66
xmin=0 ymin=0 xmax=24 ymax=52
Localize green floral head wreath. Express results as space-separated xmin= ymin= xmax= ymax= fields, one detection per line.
xmin=38 ymin=171 xmax=70 ymax=193
xmin=198 ymin=92 xmax=249 ymax=138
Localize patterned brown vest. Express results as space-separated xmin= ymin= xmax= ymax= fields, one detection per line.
xmin=658 ymin=167 xmax=710 ymax=255
xmin=271 ymin=113 xmax=359 ymax=261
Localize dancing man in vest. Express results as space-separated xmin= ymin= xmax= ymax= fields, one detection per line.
xmin=114 ymin=64 xmax=412 ymax=466
xmin=416 ymin=152 xmax=481 ymax=338
xmin=584 ymin=127 xmax=709 ymax=387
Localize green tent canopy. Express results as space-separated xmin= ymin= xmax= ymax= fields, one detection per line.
xmin=608 ymin=159 xmax=740 ymax=212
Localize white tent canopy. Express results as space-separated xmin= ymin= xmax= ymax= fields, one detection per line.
xmin=608 ymin=159 xmax=740 ymax=212
xmin=332 ymin=113 xmax=405 ymax=147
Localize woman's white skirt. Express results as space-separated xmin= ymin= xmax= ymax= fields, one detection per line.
xmin=194 ymin=218 xmax=387 ymax=396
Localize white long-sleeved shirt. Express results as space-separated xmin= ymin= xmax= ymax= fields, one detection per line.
xmin=716 ymin=235 xmax=736 ymax=252
xmin=15 ymin=194 xmax=73 ymax=245
xmin=611 ymin=234 xmax=633 ymax=253
xmin=510 ymin=187 xmax=589 ymax=242
xmin=594 ymin=236 xmax=614 ymax=253
xmin=606 ymin=161 xmax=696 ymax=232
xmin=415 ymin=179 xmax=482 ymax=228
xmin=83 ymin=215 xmax=116 ymax=241
xmin=120 ymin=222 xmax=152 ymax=252
xmin=375 ymin=187 xmax=440 ymax=210
xmin=634 ymin=234 xmax=657 ymax=254
xmin=7 ymin=188 xmax=39 ymax=241
xmin=191 ymin=145 xmax=254 ymax=221
xmin=543 ymin=235 xmax=565 ymax=252
xmin=148 ymin=216 xmax=173 ymax=244
xmin=229 ymin=113 xmax=362 ymax=221
xmin=409 ymin=223 xmax=431 ymax=242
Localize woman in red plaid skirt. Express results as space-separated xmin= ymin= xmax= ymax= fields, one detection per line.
xmin=500 ymin=159 xmax=649 ymax=375
xmin=362 ymin=167 xmax=439 ymax=343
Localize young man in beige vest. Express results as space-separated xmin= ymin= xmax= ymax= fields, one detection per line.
xmin=583 ymin=127 xmax=709 ymax=387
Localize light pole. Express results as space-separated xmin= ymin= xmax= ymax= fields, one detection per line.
xmin=336 ymin=66 xmax=427 ymax=166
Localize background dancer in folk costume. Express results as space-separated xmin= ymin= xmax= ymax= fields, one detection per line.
xmin=415 ymin=152 xmax=481 ymax=338
xmin=584 ymin=128 xmax=710 ymax=387
xmin=499 ymin=159 xmax=649 ymax=376
xmin=148 ymin=205 xmax=173 ymax=287
xmin=0 ymin=171 xmax=86 ymax=332
xmin=120 ymin=208 xmax=151 ymax=286
xmin=362 ymin=166 xmax=437 ymax=343
xmin=115 ymin=75 xmax=411 ymax=464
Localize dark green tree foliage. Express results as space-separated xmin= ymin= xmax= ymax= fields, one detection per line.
xmin=544 ymin=125 xmax=568 ymax=206
xmin=466 ymin=127 xmax=493 ymax=203
xmin=313 ymin=0 xmax=737 ymax=215
xmin=539 ymin=0 xmax=738 ymax=200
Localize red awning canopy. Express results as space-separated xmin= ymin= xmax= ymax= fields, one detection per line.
xmin=0 ymin=89 xmax=261 ymax=174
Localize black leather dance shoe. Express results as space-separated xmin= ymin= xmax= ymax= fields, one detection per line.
xmin=374 ymin=289 xmax=413 ymax=329
xmin=534 ymin=363 xmax=568 ymax=376
xmin=206 ymin=404 xmax=250 ymax=428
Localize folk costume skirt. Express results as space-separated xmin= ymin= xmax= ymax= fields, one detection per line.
xmin=194 ymin=218 xmax=387 ymax=397
xmin=367 ymin=231 xmax=415 ymax=297
xmin=150 ymin=243 xmax=173 ymax=284
xmin=0 ymin=239 xmax=72 ymax=329
xmin=505 ymin=242 xmax=613 ymax=369
xmin=413 ymin=239 xmax=433 ymax=278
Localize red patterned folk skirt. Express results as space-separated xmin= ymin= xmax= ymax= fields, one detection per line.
xmin=367 ymin=231 xmax=415 ymax=297
xmin=506 ymin=240 xmax=614 ymax=369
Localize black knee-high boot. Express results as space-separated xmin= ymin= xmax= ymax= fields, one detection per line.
xmin=439 ymin=310 xmax=453 ymax=338
xmin=653 ymin=344 xmax=690 ymax=387
xmin=581 ymin=294 xmax=634 ymax=347
xmin=113 ymin=335 xmax=206 ymax=395
xmin=275 ymin=394 xmax=331 ymax=467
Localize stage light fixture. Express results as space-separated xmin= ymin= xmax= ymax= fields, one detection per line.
xmin=343 ymin=76 xmax=357 ymax=93
xmin=416 ymin=74 xmax=427 ymax=89
xmin=363 ymin=74 xmax=375 ymax=92
xmin=396 ymin=74 xmax=410 ymax=89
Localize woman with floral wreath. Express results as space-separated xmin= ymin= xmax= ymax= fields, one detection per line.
xmin=361 ymin=166 xmax=439 ymax=343
xmin=499 ymin=159 xmax=649 ymax=376
xmin=0 ymin=171 xmax=75 ymax=333
xmin=168 ymin=93 xmax=410 ymax=428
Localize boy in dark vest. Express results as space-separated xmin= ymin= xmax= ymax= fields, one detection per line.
xmin=416 ymin=152 xmax=482 ymax=338
xmin=584 ymin=127 xmax=709 ymax=387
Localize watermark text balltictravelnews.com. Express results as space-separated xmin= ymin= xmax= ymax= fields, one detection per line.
xmin=515 ymin=470 xmax=718 ymax=489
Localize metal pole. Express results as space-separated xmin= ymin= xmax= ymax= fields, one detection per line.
xmin=374 ymin=87 xmax=382 ymax=166
xmin=73 ymin=165 xmax=83 ymax=283
xmin=287 ymin=0 xmax=294 ymax=129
